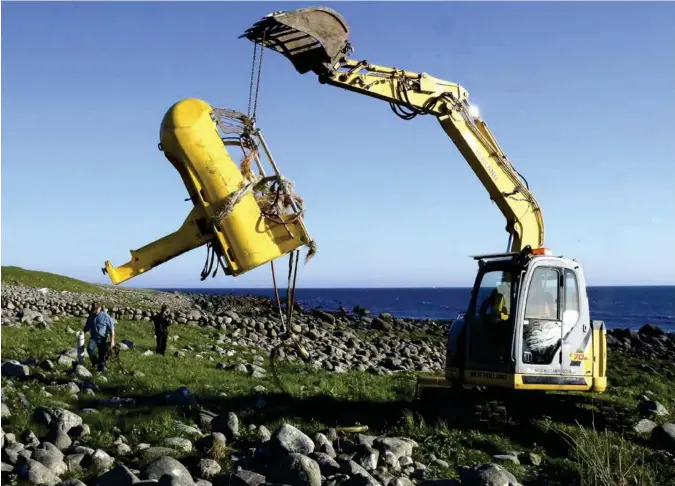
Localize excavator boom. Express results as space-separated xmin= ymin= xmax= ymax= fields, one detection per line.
xmin=243 ymin=7 xmax=544 ymax=252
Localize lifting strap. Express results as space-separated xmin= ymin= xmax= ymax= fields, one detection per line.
xmin=198 ymin=39 xmax=312 ymax=390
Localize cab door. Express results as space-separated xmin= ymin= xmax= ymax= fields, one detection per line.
xmin=465 ymin=267 xmax=516 ymax=375
xmin=559 ymin=265 xmax=593 ymax=381
xmin=517 ymin=264 xmax=564 ymax=376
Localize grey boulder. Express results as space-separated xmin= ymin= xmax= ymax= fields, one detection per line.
xmin=268 ymin=453 xmax=321 ymax=486
xmin=144 ymin=456 xmax=194 ymax=483
xmin=97 ymin=464 xmax=141 ymax=485
xmin=459 ymin=463 xmax=522 ymax=486
xmin=16 ymin=456 xmax=60 ymax=486
xmin=652 ymin=423 xmax=675 ymax=452
xmin=271 ymin=424 xmax=315 ymax=455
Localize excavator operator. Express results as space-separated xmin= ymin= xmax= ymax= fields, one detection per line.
xmin=475 ymin=278 xmax=512 ymax=365
xmin=540 ymin=292 xmax=555 ymax=319
xmin=526 ymin=285 xmax=556 ymax=320
xmin=479 ymin=287 xmax=510 ymax=325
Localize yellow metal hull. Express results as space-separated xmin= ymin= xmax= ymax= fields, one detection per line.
xmin=105 ymin=99 xmax=311 ymax=285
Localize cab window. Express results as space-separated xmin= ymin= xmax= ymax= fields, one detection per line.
xmin=525 ymin=267 xmax=559 ymax=320
xmin=469 ymin=269 xmax=515 ymax=367
xmin=563 ymin=269 xmax=580 ymax=326
xmin=473 ymin=270 xmax=513 ymax=323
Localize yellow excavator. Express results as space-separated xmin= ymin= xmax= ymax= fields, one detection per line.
xmin=103 ymin=6 xmax=607 ymax=416
xmin=239 ymin=6 xmax=607 ymax=400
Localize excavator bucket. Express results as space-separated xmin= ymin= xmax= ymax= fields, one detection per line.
xmin=241 ymin=6 xmax=350 ymax=75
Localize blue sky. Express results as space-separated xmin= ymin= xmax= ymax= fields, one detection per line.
xmin=2 ymin=1 xmax=674 ymax=288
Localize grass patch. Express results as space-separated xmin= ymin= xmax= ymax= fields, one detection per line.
xmin=1 ymin=265 xmax=105 ymax=293
xmin=558 ymin=423 xmax=664 ymax=486
xmin=605 ymin=354 xmax=675 ymax=423
xmin=390 ymin=410 xmax=532 ymax=481
xmin=1 ymin=266 xmax=170 ymax=310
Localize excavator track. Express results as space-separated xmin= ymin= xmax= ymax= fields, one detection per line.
xmin=594 ymin=403 xmax=632 ymax=433
xmin=417 ymin=386 xmax=514 ymax=430
xmin=474 ymin=399 xmax=511 ymax=429
xmin=417 ymin=385 xmax=632 ymax=434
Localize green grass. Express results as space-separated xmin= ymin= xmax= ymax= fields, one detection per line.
xmin=1 ymin=266 xmax=167 ymax=310
xmin=605 ymin=354 xmax=675 ymax=423
xmin=1 ymin=266 xmax=105 ymax=293
xmin=2 ymin=317 xmax=674 ymax=485
xmin=557 ymin=423 xmax=662 ymax=486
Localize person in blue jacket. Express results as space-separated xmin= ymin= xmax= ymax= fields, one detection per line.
xmin=82 ymin=302 xmax=116 ymax=372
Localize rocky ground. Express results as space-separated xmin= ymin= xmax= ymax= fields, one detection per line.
xmin=1 ymin=274 xmax=675 ymax=486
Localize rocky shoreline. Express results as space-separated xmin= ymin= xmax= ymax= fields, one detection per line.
xmin=2 ymin=283 xmax=673 ymax=371
xmin=1 ymin=284 xmax=449 ymax=375
xmin=2 ymin=282 xmax=675 ymax=486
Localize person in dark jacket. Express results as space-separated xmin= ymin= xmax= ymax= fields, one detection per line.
xmin=152 ymin=305 xmax=173 ymax=355
xmin=82 ymin=302 xmax=115 ymax=372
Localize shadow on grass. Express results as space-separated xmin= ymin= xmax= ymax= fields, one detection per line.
xmin=74 ymin=378 xmax=636 ymax=461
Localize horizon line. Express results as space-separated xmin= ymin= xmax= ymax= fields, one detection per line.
xmin=124 ymin=284 xmax=675 ymax=290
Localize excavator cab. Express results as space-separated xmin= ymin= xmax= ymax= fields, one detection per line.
xmin=241 ymin=6 xmax=351 ymax=75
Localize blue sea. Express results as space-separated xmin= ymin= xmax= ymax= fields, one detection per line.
xmin=156 ymin=286 xmax=675 ymax=332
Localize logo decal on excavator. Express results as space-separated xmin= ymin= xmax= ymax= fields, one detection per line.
xmin=467 ymin=137 xmax=499 ymax=183
xmin=569 ymin=352 xmax=587 ymax=361
xmin=470 ymin=371 xmax=507 ymax=380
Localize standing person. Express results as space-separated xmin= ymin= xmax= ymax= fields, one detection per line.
xmin=82 ymin=302 xmax=115 ymax=372
xmin=152 ymin=305 xmax=172 ymax=355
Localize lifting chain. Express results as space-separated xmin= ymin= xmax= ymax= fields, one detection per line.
xmin=269 ymin=249 xmax=311 ymax=394
xmin=247 ymin=29 xmax=266 ymax=123
xmin=242 ymin=32 xmax=312 ymax=392
xmin=199 ymin=35 xmax=314 ymax=337
xmin=107 ymin=343 xmax=129 ymax=375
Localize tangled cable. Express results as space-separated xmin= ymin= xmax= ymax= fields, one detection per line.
xmin=268 ymin=249 xmax=313 ymax=393
xmin=107 ymin=343 xmax=128 ymax=374
xmin=200 ymin=241 xmax=227 ymax=281
xmin=210 ymin=173 xmax=305 ymax=227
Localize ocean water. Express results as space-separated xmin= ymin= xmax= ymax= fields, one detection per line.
xmin=159 ymin=286 xmax=675 ymax=332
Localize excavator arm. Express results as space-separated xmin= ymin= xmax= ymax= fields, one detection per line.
xmin=242 ymin=6 xmax=544 ymax=252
